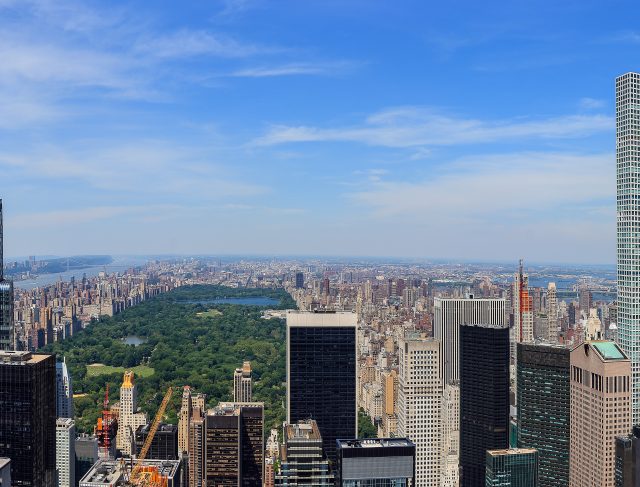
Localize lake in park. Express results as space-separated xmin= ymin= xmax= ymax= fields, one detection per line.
xmin=122 ymin=336 xmax=148 ymax=346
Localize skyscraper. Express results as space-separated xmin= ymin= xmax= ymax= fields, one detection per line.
xmin=178 ymin=386 xmax=192 ymax=456
xmin=115 ymin=371 xmax=147 ymax=456
xmin=188 ymin=404 xmax=206 ymax=487
xmin=485 ymin=449 xmax=538 ymax=487
xmin=614 ymin=426 xmax=640 ymax=487
xmin=546 ymin=283 xmax=558 ymax=343
xmin=441 ymin=383 xmax=460 ymax=487
xmin=287 ymin=311 xmax=357 ymax=463
xmin=617 ymin=72 xmax=640 ymax=424
xmin=512 ymin=261 xmax=534 ymax=346
xmin=0 ymin=351 xmax=56 ymax=487
xmin=433 ymin=296 xmax=506 ymax=384
xmin=397 ymin=334 xmax=442 ymax=487
xmin=134 ymin=423 xmax=178 ymax=460
xmin=205 ymin=402 xmax=264 ymax=487
xmin=517 ymin=343 xmax=570 ymax=487
xmin=459 ymin=323 xmax=510 ymax=487
xmin=569 ymin=340 xmax=631 ymax=487
xmin=55 ymin=418 xmax=75 ymax=487
xmin=233 ymin=361 xmax=252 ymax=403
xmin=295 ymin=272 xmax=304 ymax=289
xmin=0 ymin=200 xmax=13 ymax=351
xmin=56 ymin=358 xmax=74 ymax=419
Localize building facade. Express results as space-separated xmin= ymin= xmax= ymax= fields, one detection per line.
xmin=56 ymin=358 xmax=74 ymax=419
xmin=485 ymin=449 xmax=538 ymax=487
xmin=547 ymin=283 xmax=558 ymax=342
xmin=336 ymin=438 xmax=416 ymax=487
xmin=55 ymin=418 xmax=75 ymax=487
xmin=0 ymin=351 xmax=56 ymax=487
xmin=287 ymin=311 xmax=357 ymax=463
xmin=397 ymin=334 xmax=442 ymax=487
xmin=517 ymin=343 xmax=570 ymax=487
xmin=115 ymin=371 xmax=148 ymax=456
xmin=0 ymin=200 xmax=13 ymax=351
xmin=617 ymin=71 xmax=640 ymax=424
xmin=433 ymin=297 xmax=506 ymax=385
xmin=275 ymin=420 xmax=334 ymax=486
xmin=233 ymin=361 xmax=252 ymax=403
xmin=569 ymin=340 xmax=631 ymax=487
xmin=135 ymin=423 xmax=179 ymax=460
xmin=459 ymin=324 xmax=510 ymax=487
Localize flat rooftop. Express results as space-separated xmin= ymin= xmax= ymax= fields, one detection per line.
xmin=79 ymin=459 xmax=180 ymax=486
xmin=591 ymin=341 xmax=628 ymax=361
xmin=487 ymin=448 xmax=537 ymax=457
xmin=337 ymin=438 xmax=415 ymax=449
xmin=286 ymin=420 xmax=321 ymax=441
xmin=0 ymin=351 xmax=52 ymax=364
xmin=286 ymin=310 xmax=357 ymax=327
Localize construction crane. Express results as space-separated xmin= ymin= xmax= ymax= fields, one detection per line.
xmin=127 ymin=386 xmax=173 ymax=487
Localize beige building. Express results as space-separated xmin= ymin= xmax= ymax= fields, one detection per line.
xmin=178 ymin=386 xmax=192 ymax=455
xmin=233 ymin=361 xmax=252 ymax=403
xmin=397 ymin=334 xmax=442 ymax=487
xmin=115 ymin=371 xmax=147 ymax=456
xmin=569 ymin=340 xmax=631 ymax=487
xmin=441 ymin=383 xmax=459 ymax=487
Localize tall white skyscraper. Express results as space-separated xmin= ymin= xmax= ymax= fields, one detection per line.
xmin=440 ymin=383 xmax=460 ymax=487
xmin=397 ymin=334 xmax=442 ymax=487
xmin=433 ymin=296 xmax=506 ymax=384
xmin=115 ymin=371 xmax=147 ymax=456
xmin=617 ymin=72 xmax=640 ymax=423
xmin=547 ymin=282 xmax=558 ymax=343
xmin=233 ymin=361 xmax=252 ymax=403
xmin=56 ymin=358 xmax=74 ymax=419
xmin=513 ymin=262 xmax=534 ymax=345
xmin=55 ymin=418 xmax=75 ymax=487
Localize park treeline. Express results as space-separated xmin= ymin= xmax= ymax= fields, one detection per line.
xmin=42 ymin=285 xmax=295 ymax=433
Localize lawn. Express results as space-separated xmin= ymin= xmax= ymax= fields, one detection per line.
xmin=196 ymin=309 xmax=223 ymax=318
xmin=86 ymin=363 xmax=155 ymax=378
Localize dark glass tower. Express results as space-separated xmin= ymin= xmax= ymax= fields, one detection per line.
xmin=135 ymin=423 xmax=179 ymax=460
xmin=287 ymin=311 xmax=357 ymax=464
xmin=615 ymin=425 xmax=640 ymax=487
xmin=517 ymin=343 xmax=570 ymax=487
xmin=295 ymin=272 xmax=304 ymax=289
xmin=460 ymin=323 xmax=510 ymax=487
xmin=0 ymin=200 xmax=14 ymax=351
xmin=485 ymin=449 xmax=538 ymax=487
xmin=0 ymin=351 xmax=56 ymax=486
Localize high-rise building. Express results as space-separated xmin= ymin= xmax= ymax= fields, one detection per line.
xmin=55 ymin=418 xmax=75 ymax=487
xmin=617 ymin=73 xmax=640 ymax=423
xmin=295 ymin=272 xmax=304 ymax=289
xmin=441 ymin=383 xmax=460 ymax=487
xmin=188 ymin=404 xmax=206 ymax=487
xmin=336 ymin=438 xmax=416 ymax=486
xmin=287 ymin=311 xmax=357 ymax=463
xmin=517 ymin=343 xmax=570 ymax=487
xmin=547 ymin=283 xmax=558 ymax=342
xmin=0 ymin=200 xmax=13 ymax=351
xmin=74 ymin=435 xmax=99 ymax=485
xmin=578 ymin=288 xmax=592 ymax=318
xmin=205 ymin=402 xmax=264 ymax=487
xmin=512 ymin=261 xmax=534 ymax=346
xmin=275 ymin=420 xmax=334 ymax=486
xmin=134 ymin=423 xmax=178 ymax=460
xmin=460 ymin=323 xmax=510 ymax=487
xmin=233 ymin=361 xmax=252 ymax=403
xmin=56 ymin=358 xmax=74 ymax=419
xmin=397 ymin=334 xmax=442 ymax=487
xmin=433 ymin=296 xmax=506 ymax=384
xmin=178 ymin=386 xmax=192 ymax=455
xmin=485 ymin=449 xmax=538 ymax=487
xmin=0 ymin=351 xmax=56 ymax=486
xmin=115 ymin=371 xmax=147 ymax=456
xmin=569 ymin=340 xmax=631 ymax=487
xmin=615 ymin=426 xmax=640 ymax=487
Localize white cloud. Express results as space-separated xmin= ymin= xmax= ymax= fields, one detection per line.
xmin=253 ymin=107 xmax=613 ymax=148
xmin=230 ymin=61 xmax=358 ymax=77
xmin=579 ymin=97 xmax=606 ymax=110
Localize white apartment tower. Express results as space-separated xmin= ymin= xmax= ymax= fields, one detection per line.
xmin=55 ymin=418 xmax=75 ymax=487
xmin=397 ymin=334 xmax=442 ymax=487
xmin=547 ymin=282 xmax=559 ymax=343
xmin=56 ymin=358 xmax=74 ymax=419
xmin=433 ymin=296 xmax=506 ymax=384
xmin=115 ymin=371 xmax=147 ymax=456
xmin=178 ymin=386 xmax=192 ymax=455
xmin=233 ymin=361 xmax=252 ymax=403
xmin=617 ymin=72 xmax=640 ymax=423
xmin=440 ymin=383 xmax=460 ymax=487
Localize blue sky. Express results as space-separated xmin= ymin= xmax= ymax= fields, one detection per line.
xmin=0 ymin=0 xmax=637 ymax=263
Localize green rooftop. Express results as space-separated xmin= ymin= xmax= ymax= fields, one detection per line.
xmin=592 ymin=341 xmax=628 ymax=361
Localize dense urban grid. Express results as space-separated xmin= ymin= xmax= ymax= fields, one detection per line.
xmin=0 ymin=73 xmax=637 ymax=487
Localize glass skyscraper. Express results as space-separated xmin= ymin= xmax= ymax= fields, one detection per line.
xmin=485 ymin=449 xmax=538 ymax=487
xmin=0 ymin=199 xmax=13 ymax=351
xmin=617 ymin=72 xmax=640 ymax=423
xmin=287 ymin=311 xmax=357 ymax=464
xmin=516 ymin=343 xmax=570 ymax=487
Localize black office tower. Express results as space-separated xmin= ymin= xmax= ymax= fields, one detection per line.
xmin=295 ymin=272 xmax=304 ymax=289
xmin=135 ymin=423 xmax=179 ymax=460
xmin=460 ymin=323 xmax=510 ymax=487
xmin=517 ymin=343 xmax=570 ymax=487
xmin=287 ymin=311 xmax=357 ymax=464
xmin=615 ymin=426 xmax=640 ymax=487
xmin=0 ymin=351 xmax=56 ymax=487
xmin=0 ymin=200 xmax=14 ymax=351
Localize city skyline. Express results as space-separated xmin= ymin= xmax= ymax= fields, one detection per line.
xmin=0 ymin=1 xmax=638 ymax=262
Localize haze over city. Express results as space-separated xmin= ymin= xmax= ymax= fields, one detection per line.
xmin=1 ymin=0 xmax=637 ymax=263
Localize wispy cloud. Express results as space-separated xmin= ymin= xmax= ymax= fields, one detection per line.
xmin=253 ymin=106 xmax=613 ymax=148
xmin=230 ymin=61 xmax=359 ymax=77
xmin=579 ymin=97 xmax=606 ymax=110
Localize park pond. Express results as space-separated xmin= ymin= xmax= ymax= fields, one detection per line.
xmin=122 ymin=335 xmax=148 ymax=346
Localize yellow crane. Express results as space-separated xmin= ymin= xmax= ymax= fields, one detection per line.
xmin=127 ymin=386 xmax=174 ymax=487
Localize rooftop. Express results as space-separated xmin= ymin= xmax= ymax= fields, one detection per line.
xmin=79 ymin=459 xmax=180 ymax=486
xmin=487 ymin=448 xmax=537 ymax=457
xmin=286 ymin=420 xmax=321 ymax=441
xmin=337 ymin=438 xmax=415 ymax=449
xmin=591 ymin=341 xmax=628 ymax=361
xmin=286 ymin=310 xmax=357 ymax=327
xmin=0 ymin=351 xmax=52 ymax=364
